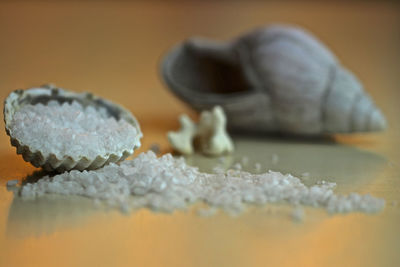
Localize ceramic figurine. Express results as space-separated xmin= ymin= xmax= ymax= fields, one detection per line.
xmin=168 ymin=106 xmax=234 ymax=156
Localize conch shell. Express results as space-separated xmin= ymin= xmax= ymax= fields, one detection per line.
xmin=161 ymin=25 xmax=386 ymax=135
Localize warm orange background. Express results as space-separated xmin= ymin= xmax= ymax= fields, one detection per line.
xmin=0 ymin=1 xmax=399 ymax=267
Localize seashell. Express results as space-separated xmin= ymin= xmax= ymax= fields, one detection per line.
xmin=4 ymin=85 xmax=142 ymax=172
xmin=161 ymin=24 xmax=387 ymax=135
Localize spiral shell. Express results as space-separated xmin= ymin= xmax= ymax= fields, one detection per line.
xmin=4 ymin=85 xmax=142 ymax=172
xmin=161 ymin=25 xmax=386 ymax=135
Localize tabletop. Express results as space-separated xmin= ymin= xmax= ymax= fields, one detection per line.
xmin=0 ymin=1 xmax=399 ymax=267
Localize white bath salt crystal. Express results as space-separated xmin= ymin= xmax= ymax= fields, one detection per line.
xmin=197 ymin=207 xmax=218 ymax=217
xmin=9 ymin=101 xmax=139 ymax=161
xmin=149 ymin=143 xmax=161 ymax=155
xmin=6 ymin=179 xmax=19 ymax=187
xmin=19 ymin=151 xmax=385 ymax=216
xmin=218 ymin=157 xmax=226 ymax=164
xmin=232 ymin=162 xmax=242 ymax=170
xmin=120 ymin=203 xmax=130 ymax=214
xmin=291 ymin=207 xmax=305 ymax=222
xmin=254 ymin=163 xmax=262 ymax=172
xmin=86 ymin=185 xmax=97 ymax=195
xmin=212 ymin=166 xmax=225 ymax=174
xmin=241 ymin=156 xmax=249 ymax=166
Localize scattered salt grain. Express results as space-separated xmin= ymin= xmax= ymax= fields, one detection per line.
xmin=254 ymin=163 xmax=262 ymax=172
xmin=291 ymin=207 xmax=305 ymax=222
xmin=241 ymin=156 xmax=249 ymax=166
xmin=232 ymin=162 xmax=242 ymax=171
xmin=218 ymin=157 xmax=226 ymax=164
xmin=149 ymin=143 xmax=161 ymax=155
xmin=197 ymin=207 xmax=218 ymax=217
xmin=6 ymin=179 xmax=19 ymax=187
xmin=212 ymin=165 xmax=225 ymax=174
xmin=19 ymin=151 xmax=385 ymax=215
xmin=9 ymin=101 xmax=140 ymax=160
xmin=301 ymin=172 xmax=310 ymax=180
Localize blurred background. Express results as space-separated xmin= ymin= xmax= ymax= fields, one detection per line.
xmin=0 ymin=0 xmax=399 ymax=151
xmin=0 ymin=1 xmax=399 ymax=267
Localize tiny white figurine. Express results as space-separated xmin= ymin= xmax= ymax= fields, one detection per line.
xmin=167 ymin=114 xmax=197 ymax=155
xmin=168 ymin=106 xmax=234 ymax=156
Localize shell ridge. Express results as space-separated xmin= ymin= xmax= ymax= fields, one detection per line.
xmin=349 ymin=90 xmax=364 ymax=132
xmin=234 ymin=41 xmax=265 ymax=92
xmin=246 ymin=26 xmax=337 ymax=65
xmin=320 ymin=64 xmax=337 ymax=132
xmin=242 ymin=29 xmax=338 ymax=134
xmin=238 ymin=38 xmax=278 ymax=129
xmin=365 ymin=105 xmax=377 ymax=132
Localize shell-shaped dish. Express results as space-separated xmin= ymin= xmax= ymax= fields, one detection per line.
xmin=161 ymin=24 xmax=387 ymax=135
xmin=4 ymin=85 xmax=142 ymax=172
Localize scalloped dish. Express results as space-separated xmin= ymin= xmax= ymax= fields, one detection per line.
xmin=4 ymin=86 xmax=142 ymax=172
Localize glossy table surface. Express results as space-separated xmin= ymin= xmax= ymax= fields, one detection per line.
xmin=0 ymin=1 xmax=399 ymax=267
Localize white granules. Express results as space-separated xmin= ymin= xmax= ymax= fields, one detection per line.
xmin=291 ymin=207 xmax=305 ymax=222
xmin=6 ymin=179 xmax=19 ymax=187
xmin=9 ymin=101 xmax=140 ymax=160
xmin=19 ymin=151 xmax=385 ymax=215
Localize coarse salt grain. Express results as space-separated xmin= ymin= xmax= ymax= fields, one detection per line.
xmin=241 ymin=156 xmax=249 ymax=166
xmin=19 ymin=151 xmax=385 ymax=215
xmin=6 ymin=179 xmax=19 ymax=187
xmin=149 ymin=143 xmax=161 ymax=155
xmin=232 ymin=162 xmax=242 ymax=171
xmin=291 ymin=206 xmax=305 ymax=222
xmin=9 ymin=101 xmax=140 ymax=160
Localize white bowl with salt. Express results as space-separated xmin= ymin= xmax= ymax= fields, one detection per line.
xmin=4 ymin=85 xmax=142 ymax=172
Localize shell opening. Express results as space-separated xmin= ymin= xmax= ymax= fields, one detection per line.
xmin=164 ymin=39 xmax=251 ymax=99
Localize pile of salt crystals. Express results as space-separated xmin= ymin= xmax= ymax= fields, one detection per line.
xmin=9 ymin=100 xmax=140 ymax=161
xmin=20 ymin=151 xmax=385 ymax=216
